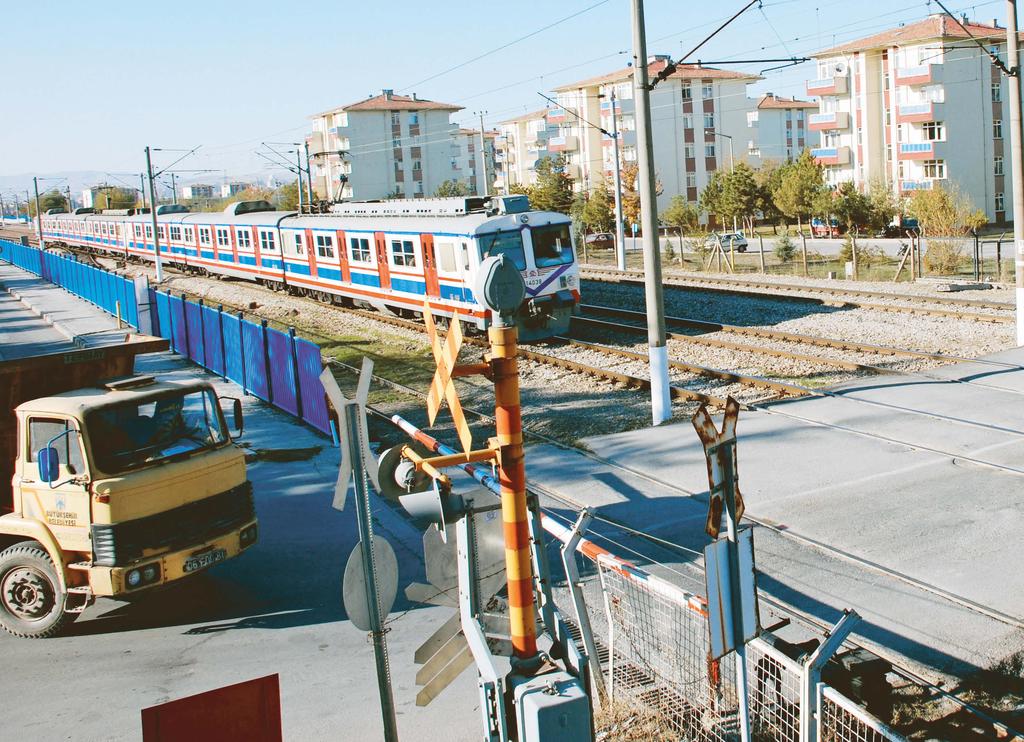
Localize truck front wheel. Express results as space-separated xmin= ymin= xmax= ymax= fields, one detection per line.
xmin=0 ymin=541 xmax=75 ymax=638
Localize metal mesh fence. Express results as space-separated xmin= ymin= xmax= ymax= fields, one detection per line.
xmin=746 ymin=639 xmax=804 ymax=741
xmin=818 ymin=685 xmax=903 ymax=742
xmin=595 ymin=561 xmax=740 ymax=741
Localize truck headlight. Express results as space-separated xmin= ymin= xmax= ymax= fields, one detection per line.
xmin=126 ymin=563 xmax=161 ymax=590
xmin=240 ymin=524 xmax=258 ymax=548
xmin=127 ymin=569 xmax=142 ymax=588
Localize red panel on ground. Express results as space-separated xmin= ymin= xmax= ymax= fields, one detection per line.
xmin=140 ymin=674 xmax=282 ymax=742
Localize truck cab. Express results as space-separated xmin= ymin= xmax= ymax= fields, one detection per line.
xmin=1 ymin=375 xmax=257 ymax=638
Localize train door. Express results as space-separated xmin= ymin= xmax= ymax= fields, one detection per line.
xmin=336 ymin=230 xmax=351 ymax=283
xmin=420 ymin=233 xmax=440 ymax=298
xmin=252 ymin=226 xmax=263 ymax=274
xmin=303 ymin=228 xmax=318 ymax=277
xmin=374 ymin=231 xmax=391 ymax=290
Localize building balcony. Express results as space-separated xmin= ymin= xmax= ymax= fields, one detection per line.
xmin=899 ymin=179 xmax=934 ymax=194
xmin=807 ymin=111 xmax=849 ymax=131
xmin=601 ymin=130 xmax=636 ymax=148
xmin=895 ymin=64 xmax=937 ymax=86
xmin=899 ymin=141 xmax=939 ymax=160
xmin=896 ymin=101 xmax=939 ymax=123
xmin=548 ymin=135 xmax=578 ymax=152
xmin=811 ymin=146 xmax=850 ymax=165
xmin=546 ymin=107 xmax=573 ymax=124
xmin=806 ymin=75 xmax=848 ymax=96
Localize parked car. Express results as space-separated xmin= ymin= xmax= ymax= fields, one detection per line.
xmin=706 ymin=232 xmax=748 ymax=252
xmin=584 ymin=232 xmax=615 ymax=249
xmin=810 ymin=218 xmax=841 ymax=238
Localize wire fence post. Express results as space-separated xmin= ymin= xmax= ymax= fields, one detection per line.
xmin=560 ymin=509 xmax=604 ymax=699
xmin=800 ymin=610 xmax=861 ymax=742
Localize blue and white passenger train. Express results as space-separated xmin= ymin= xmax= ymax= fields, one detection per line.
xmin=39 ymin=195 xmax=580 ymax=341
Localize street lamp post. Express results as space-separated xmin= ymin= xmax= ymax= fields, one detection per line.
xmin=602 ymin=90 xmax=628 ymax=271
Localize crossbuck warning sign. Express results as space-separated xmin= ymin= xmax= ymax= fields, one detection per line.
xmin=424 ymin=302 xmax=472 ymax=454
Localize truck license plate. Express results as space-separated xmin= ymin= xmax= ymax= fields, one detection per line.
xmin=183 ymin=548 xmax=227 ymax=573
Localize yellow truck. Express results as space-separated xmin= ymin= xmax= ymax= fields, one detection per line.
xmin=0 ymin=335 xmax=258 ymax=637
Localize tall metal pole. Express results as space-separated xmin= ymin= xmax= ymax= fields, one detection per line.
xmin=170 ymin=173 xmax=178 ymax=205
xmin=345 ymin=408 xmax=400 ymax=742
xmin=65 ymin=185 xmax=73 ymax=212
xmin=145 ymin=147 xmax=164 ymax=282
xmin=1007 ymin=1 xmax=1024 ymax=345
xmin=140 ymin=173 xmax=147 ymax=209
xmin=631 ymin=0 xmax=671 ymax=425
xmin=32 ymin=177 xmax=43 ymax=245
xmin=303 ymin=141 xmax=314 ymax=207
xmin=478 ymin=111 xmax=490 ymax=197
xmin=610 ymin=90 xmax=627 ymax=271
xmin=295 ymin=149 xmax=304 ymax=214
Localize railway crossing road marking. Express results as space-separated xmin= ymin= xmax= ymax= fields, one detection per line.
xmin=424 ymin=302 xmax=472 ymax=454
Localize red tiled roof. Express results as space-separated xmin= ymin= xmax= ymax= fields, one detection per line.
xmin=497 ymin=107 xmax=551 ymax=125
xmin=343 ymin=92 xmax=462 ymax=112
xmin=757 ymin=94 xmax=818 ymax=110
xmin=814 ymin=15 xmax=1008 ymax=56
xmin=552 ymin=59 xmax=760 ymax=92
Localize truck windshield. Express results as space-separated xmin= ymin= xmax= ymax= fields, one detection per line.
xmin=87 ymin=388 xmax=227 ymax=474
xmin=530 ymin=223 xmax=574 ymax=268
xmin=478 ymin=230 xmax=527 ymax=271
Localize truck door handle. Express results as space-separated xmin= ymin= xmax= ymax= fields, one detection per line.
xmin=21 ymin=479 xmax=34 ymax=484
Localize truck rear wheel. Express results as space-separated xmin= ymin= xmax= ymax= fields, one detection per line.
xmin=0 ymin=541 xmax=75 ymax=638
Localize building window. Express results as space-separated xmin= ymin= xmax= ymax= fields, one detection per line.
xmin=684 ymin=143 xmax=695 ymax=159
xmin=681 ymin=82 xmax=692 ymax=100
xmin=293 ymin=232 xmax=305 ymax=256
xmin=922 ymin=159 xmax=946 ymax=179
xmin=702 ymin=82 xmax=714 ymax=98
xmin=686 ymin=173 xmax=697 ymax=188
xmin=992 ymin=82 xmax=1002 ymax=102
xmin=390 ymin=239 xmax=416 ymax=267
xmin=259 ymin=229 xmax=276 ymax=251
xmin=995 ymin=156 xmax=1004 ymax=176
xmin=922 ymin=121 xmax=945 ymax=141
xmin=392 ymin=137 xmax=402 ymax=148
xmin=897 ymin=161 xmax=905 ymax=179
xmin=682 ymin=114 xmax=693 ymax=129
xmin=349 ymin=237 xmax=372 ymax=263
xmin=705 ymin=143 xmax=716 ymax=158
xmin=391 ymin=112 xmax=400 ymax=126
xmin=994 ymin=119 xmax=1003 ymax=138
xmin=896 ymin=124 xmax=904 ymax=142
xmin=316 ymin=234 xmax=335 ymax=259
xmin=412 ymin=160 xmax=422 ymax=170
xmin=236 ymin=228 xmax=251 ymax=249
xmin=217 ymin=228 xmax=230 ymax=247
xmin=409 ymin=112 xmax=419 ymax=125
xmin=996 ymin=192 xmax=1005 ymax=211
xmin=703 ymin=113 xmax=715 ymax=128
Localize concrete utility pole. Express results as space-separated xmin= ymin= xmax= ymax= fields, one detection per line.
xmin=32 ymin=177 xmax=43 ymax=245
xmin=477 ymin=111 xmax=490 ymax=197
xmin=145 ymin=147 xmax=164 ymax=282
xmin=631 ymin=0 xmax=671 ymax=425
xmin=303 ymin=141 xmax=314 ymax=208
xmin=1008 ymin=1 xmax=1024 ymax=344
xmin=610 ymin=89 xmax=627 ymax=270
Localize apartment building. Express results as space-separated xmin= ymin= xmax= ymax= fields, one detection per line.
xmin=496 ymin=108 xmax=557 ymax=190
xmin=746 ymin=94 xmax=817 ymax=162
xmin=549 ymin=56 xmax=761 ymax=209
xmin=182 ymin=184 xmax=215 ymax=200
xmin=307 ymin=89 xmax=462 ymax=201
xmin=451 ymin=128 xmax=498 ymax=195
xmin=221 ymin=182 xmax=253 ymax=198
xmin=807 ymin=15 xmax=1017 ymax=221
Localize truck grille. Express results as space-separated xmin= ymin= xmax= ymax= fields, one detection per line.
xmin=91 ymin=482 xmax=255 ymax=567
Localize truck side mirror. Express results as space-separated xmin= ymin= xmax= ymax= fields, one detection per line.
xmin=38 ymin=447 xmax=60 ymax=484
xmin=232 ymin=399 xmax=243 ymax=434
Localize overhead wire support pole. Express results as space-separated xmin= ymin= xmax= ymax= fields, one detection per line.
xmin=32 ymin=177 xmax=43 ymax=246
xmin=631 ymin=0 xmax=671 ymax=425
xmin=476 ymin=110 xmax=489 ymax=197
xmin=610 ymin=89 xmax=626 ymax=271
xmin=1007 ymin=0 xmax=1024 ymax=345
xmin=145 ymin=146 xmax=164 ymax=283
xmin=303 ymin=140 xmax=314 ymax=208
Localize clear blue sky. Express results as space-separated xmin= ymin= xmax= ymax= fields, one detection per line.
xmin=0 ymin=0 xmax=1009 ymax=183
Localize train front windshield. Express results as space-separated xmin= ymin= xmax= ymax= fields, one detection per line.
xmin=530 ymin=223 xmax=574 ymax=268
xmin=479 ymin=230 xmax=527 ymax=271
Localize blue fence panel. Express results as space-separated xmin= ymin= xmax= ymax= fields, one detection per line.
xmin=168 ymin=295 xmax=188 ymax=355
xmin=201 ymin=305 xmax=225 ymax=377
xmin=153 ymin=290 xmax=170 ymax=339
xmin=221 ymin=313 xmax=246 ymax=389
xmin=184 ymin=301 xmax=205 ymax=366
xmin=267 ymin=328 xmax=298 ymax=416
xmin=241 ymin=320 xmax=269 ymax=401
xmin=295 ymin=339 xmax=330 ymax=434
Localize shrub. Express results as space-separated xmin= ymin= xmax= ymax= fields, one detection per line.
xmin=774 ymin=232 xmax=796 ymax=262
xmin=924 ymin=239 xmax=967 ymax=275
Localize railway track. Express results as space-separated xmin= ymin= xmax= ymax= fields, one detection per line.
xmin=582 ymin=266 xmax=1016 ymax=323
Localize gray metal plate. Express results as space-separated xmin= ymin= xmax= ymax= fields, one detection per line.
xmin=342 ymin=535 xmax=399 ymax=632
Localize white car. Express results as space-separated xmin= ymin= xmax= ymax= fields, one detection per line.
xmin=707 ymin=232 xmax=748 ymax=252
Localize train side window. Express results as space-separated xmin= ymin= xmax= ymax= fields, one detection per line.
xmin=390 ymin=240 xmax=416 ymax=267
xmin=349 ymin=237 xmax=371 ymax=263
xmin=293 ymin=233 xmax=305 ymax=256
xmin=217 ymin=228 xmax=230 ymax=247
xmin=170 ymin=226 xmax=181 ymax=242
xmin=436 ymin=242 xmax=456 ymax=273
xmin=259 ymin=230 xmax=276 ymax=252
xmin=236 ymin=228 xmax=252 ymax=249
xmin=316 ymin=234 xmax=335 ymax=259
xmin=461 ymin=243 xmax=471 ymax=271
xmin=145 ymin=225 xmax=153 ymax=239
xmin=199 ymin=227 xmax=211 ymax=246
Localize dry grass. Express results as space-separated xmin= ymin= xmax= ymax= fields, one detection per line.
xmin=594 ymin=698 xmax=677 ymax=741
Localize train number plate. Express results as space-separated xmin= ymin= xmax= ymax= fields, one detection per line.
xmin=183 ymin=548 xmax=226 ymax=573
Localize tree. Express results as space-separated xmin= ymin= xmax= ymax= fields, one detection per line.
xmin=434 ymin=179 xmax=469 ymax=198
xmin=866 ymin=178 xmax=901 ymax=232
xmin=832 ymin=181 xmax=871 ymax=234
xmin=773 ymin=149 xmax=826 ymax=231
xmin=92 ymin=187 xmax=137 ymax=210
xmin=28 ymin=189 xmax=69 ymax=217
xmin=720 ymin=162 xmax=760 ymax=231
xmin=579 ymin=181 xmax=615 ymax=234
xmin=774 ymin=231 xmax=796 ymax=262
xmin=904 ymin=182 xmax=986 ymax=237
xmin=698 ymin=171 xmax=725 ymax=225
xmin=754 ymin=159 xmax=785 ymax=230
xmin=661 ymin=195 xmax=699 ymax=234
xmin=529 ymin=154 xmax=575 ymax=214
xmin=273 ymin=182 xmax=300 ymax=210
xmin=620 ymin=162 xmax=662 ymax=230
